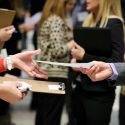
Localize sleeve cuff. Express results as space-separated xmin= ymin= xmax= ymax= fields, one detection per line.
xmin=108 ymin=63 xmax=118 ymax=80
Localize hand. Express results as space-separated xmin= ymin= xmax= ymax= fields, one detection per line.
xmin=0 ymin=25 xmax=15 ymax=42
xmin=0 ymin=82 xmax=25 ymax=104
xmin=67 ymin=40 xmax=75 ymax=50
xmin=80 ymin=61 xmax=113 ymax=81
xmin=71 ymin=42 xmax=85 ymax=60
xmin=9 ymin=49 xmax=48 ymax=79
xmin=71 ymin=58 xmax=80 ymax=72
xmin=19 ymin=23 xmax=34 ymax=33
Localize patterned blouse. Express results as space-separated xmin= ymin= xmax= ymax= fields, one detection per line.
xmin=37 ymin=15 xmax=73 ymax=78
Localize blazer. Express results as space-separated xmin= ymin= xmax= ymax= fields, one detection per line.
xmin=79 ymin=17 xmax=124 ymax=92
xmin=114 ymin=63 xmax=125 ymax=86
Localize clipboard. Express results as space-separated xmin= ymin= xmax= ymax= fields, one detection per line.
xmin=0 ymin=9 xmax=16 ymax=50
xmin=0 ymin=9 xmax=16 ymax=28
xmin=73 ymin=27 xmax=112 ymax=57
xmin=0 ymin=75 xmax=65 ymax=94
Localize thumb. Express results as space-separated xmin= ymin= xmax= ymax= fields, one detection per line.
xmin=74 ymin=42 xmax=81 ymax=49
xmin=71 ymin=58 xmax=76 ymax=63
xmin=29 ymin=49 xmax=41 ymax=57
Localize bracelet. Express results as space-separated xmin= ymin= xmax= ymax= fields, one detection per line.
xmin=6 ymin=57 xmax=13 ymax=70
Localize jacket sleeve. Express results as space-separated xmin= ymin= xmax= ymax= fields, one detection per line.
xmin=113 ymin=63 xmax=125 ymax=85
xmin=82 ymin=18 xmax=124 ymax=63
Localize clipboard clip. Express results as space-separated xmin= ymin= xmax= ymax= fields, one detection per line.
xmin=48 ymin=83 xmax=65 ymax=91
xmin=58 ymin=82 xmax=65 ymax=91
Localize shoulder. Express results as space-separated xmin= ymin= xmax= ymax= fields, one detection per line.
xmin=47 ymin=15 xmax=64 ymax=25
xmin=107 ymin=15 xmax=124 ymax=26
xmin=41 ymin=15 xmax=65 ymax=31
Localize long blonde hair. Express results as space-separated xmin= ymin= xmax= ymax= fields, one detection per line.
xmin=39 ymin=0 xmax=65 ymax=26
xmin=83 ymin=0 xmax=123 ymax=27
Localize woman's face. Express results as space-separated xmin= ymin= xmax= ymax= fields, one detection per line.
xmin=86 ymin=0 xmax=99 ymax=13
xmin=65 ymin=0 xmax=74 ymax=13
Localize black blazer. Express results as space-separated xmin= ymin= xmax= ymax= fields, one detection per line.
xmin=80 ymin=18 xmax=124 ymax=92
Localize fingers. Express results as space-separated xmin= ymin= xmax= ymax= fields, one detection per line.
xmin=3 ymin=25 xmax=14 ymax=30
xmin=71 ymin=58 xmax=76 ymax=63
xmin=14 ymin=49 xmax=41 ymax=59
xmin=71 ymin=58 xmax=80 ymax=71
xmin=28 ymin=49 xmax=41 ymax=56
xmin=30 ymin=62 xmax=48 ymax=79
xmin=4 ymin=25 xmax=15 ymax=34
xmin=80 ymin=67 xmax=87 ymax=74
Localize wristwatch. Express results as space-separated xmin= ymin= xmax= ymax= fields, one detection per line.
xmin=6 ymin=57 xmax=13 ymax=70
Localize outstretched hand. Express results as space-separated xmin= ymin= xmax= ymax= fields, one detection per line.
xmin=11 ymin=49 xmax=48 ymax=79
xmin=80 ymin=61 xmax=113 ymax=81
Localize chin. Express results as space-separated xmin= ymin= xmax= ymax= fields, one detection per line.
xmin=86 ymin=7 xmax=91 ymax=12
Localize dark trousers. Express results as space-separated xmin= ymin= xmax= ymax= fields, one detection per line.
xmin=119 ymin=94 xmax=125 ymax=125
xmin=35 ymin=77 xmax=67 ymax=125
xmin=70 ymin=83 xmax=115 ymax=125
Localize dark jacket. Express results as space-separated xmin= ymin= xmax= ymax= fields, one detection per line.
xmin=80 ymin=18 xmax=124 ymax=92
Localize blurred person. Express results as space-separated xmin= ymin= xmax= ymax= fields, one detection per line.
xmin=64 ymin=0 xmax=76 ymax=125
xmin=0 ymin=1 xmax=32 ymax=123
xmin=29 ymin=0 xmax=46 ymax=49
xmin=0 ymin=24 xmax=47 ymax=125
xmin=121 ymin=0 xmax=125 ymax=20
xmin=70 ymin=0 xmax=124 ymax=125
xmin=0 ymin=0 xmax=23 ymax=76
xmin=64 ymin=0 xmax=74 ymax=29
xmin=19 ymin=0 xmax=47 ymax=111
xmin=0 ymin=1 xmax=25 ymax=124
xmin=72 ymin=0 xmax=88 ymax=28
xmin=73 ymin=60 xmax=125 ymax=125
xmin=14 ymin=0 xmax=29 ymax=50
xmin=19 ymin=0 xmax=46 ymax=32
xmin=35 ymin=0 xmax=74 ymax=125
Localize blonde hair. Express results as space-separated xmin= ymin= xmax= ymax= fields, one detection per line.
xmin=83 ymin=0 xmax=123 ymax=27
xmin=39 ymin=0 xmax=65 ymax=26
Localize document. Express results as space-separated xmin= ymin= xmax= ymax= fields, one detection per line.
xmin=35 ymin=60 xmax=92 ymax=68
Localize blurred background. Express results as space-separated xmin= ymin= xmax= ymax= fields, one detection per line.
xmin=0 ymin=0 xmax=125 ymax=125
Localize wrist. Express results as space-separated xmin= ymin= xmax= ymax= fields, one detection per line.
xmin=5 ymin=56 xmax=14 ymax=70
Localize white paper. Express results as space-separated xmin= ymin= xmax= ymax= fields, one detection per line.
xmin=48 ymin=85 xmax=61 ymax=90
xmin=35 ymin=60 xmax=92 ymax=68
